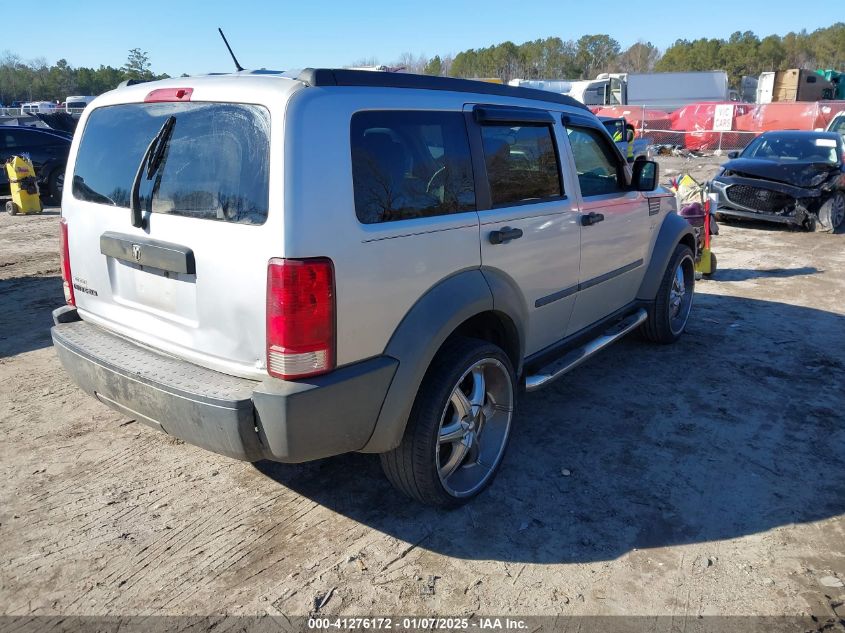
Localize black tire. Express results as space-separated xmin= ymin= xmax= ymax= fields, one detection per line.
xmin=5 ymin=200 xmax=18 ymax=215
xmin=47 ymin=167 xmax=65 ymax=205
xmin=640 ymin=243 xmax=695 ymax=344
xmin=380 ymin=337 xmax=516 ymax=508
xmin=815 ymin=192 xmax=845 ymax=233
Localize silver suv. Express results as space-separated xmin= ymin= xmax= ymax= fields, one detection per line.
xmin=52 ymin=70 xmax=695 ymax=507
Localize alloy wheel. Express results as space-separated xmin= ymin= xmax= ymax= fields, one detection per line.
xmin=436 ymin=358 xmax=514 ymax=497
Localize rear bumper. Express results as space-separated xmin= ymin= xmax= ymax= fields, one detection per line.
xmin=51 ymin=308 xmax=398 ymax=463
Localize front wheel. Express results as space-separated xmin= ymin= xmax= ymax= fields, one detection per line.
xmin=816 ymin=192 xmax=845 ymax=233
xmin=380 ymin=338 xmax=516 ymax=508
xmin=640 ymin=244 xmax=695 ymax=344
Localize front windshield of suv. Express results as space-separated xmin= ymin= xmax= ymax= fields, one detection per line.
xmin=741 ymin=133 xmax=840 ymax=164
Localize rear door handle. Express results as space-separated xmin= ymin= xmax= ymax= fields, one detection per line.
xmin=581 ymin=212 xmax=605 ymax=226
xmin=489 ymin=226 xmax=523 ymax=244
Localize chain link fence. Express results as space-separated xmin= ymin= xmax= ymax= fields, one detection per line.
xmin=593 ymin=101 xmax=845 ymax=153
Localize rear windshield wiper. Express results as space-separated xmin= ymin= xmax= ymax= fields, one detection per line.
xmin=131 ymin=115 xmax=176 ymax=228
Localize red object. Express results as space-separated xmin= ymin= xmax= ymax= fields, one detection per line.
xmin=594 ymin=106 xmax=672 ymax=134
xmin=59 ymin=218 xmax=75 ymax=306
xmin=144 ymin=87 xmax=193 ymax=103
xmin=266 ymin=258 xmax=335 ymax=380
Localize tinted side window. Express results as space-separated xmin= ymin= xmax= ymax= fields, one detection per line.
xmin=72 ymin=103 xmax=270 ymax=225
xmin=351 ymin=111 xmax=475 ymax=224
xmin=479 ymin=125 xmax=562 ymax=207
xmin=565 ymin=126 xmax=624 ymax=197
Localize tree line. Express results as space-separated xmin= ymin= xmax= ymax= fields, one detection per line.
xmin=0 ymin=48 xmax=169 ymax=105
xmin=393 ymin=22 xmax=845 ymax=88
xmin=2 ymin=23 xmax=843 ymax=104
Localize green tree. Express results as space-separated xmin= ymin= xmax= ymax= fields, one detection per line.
xmin=575 ymin=34 xmax=621 ymax=78
xmin=424 ymin=55 xmax=443 ymax=76
xmin=122 ymin=48 xmax=153 ymax=81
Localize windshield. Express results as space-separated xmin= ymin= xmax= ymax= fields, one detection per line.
xmin=71 ymin=102 xmax=271 ymax=225
xmin=741 ymin=134 xmax=840 ymax=164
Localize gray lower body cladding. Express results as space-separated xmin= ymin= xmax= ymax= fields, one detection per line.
xmin=51 ymin=310 xmax=398 ymax=463
xmin=711 ymin=176 xmax=822 ymax=225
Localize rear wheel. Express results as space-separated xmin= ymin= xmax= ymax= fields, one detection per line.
xmin=640 ymin=244 xmax=695 ymax=344
xmin=816 ymin=192 xmax=845 ymax=233
xmin=380 ymin=338 xmax=516 ymax=508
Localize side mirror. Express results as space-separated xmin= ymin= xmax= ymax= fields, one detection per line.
xmin=632 ymin=159 xmax=659 ymax=191
xmin=727 ymin=150 xmax=739 ymax=159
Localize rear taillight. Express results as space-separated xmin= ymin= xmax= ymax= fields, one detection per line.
xmin=59 ymin=218 xmax=75 ymax=306
xmin=266 ymin=258 xmax=335 ymax=380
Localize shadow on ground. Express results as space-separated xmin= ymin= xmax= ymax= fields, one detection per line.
xmin=714 ymin=266 xmax=820 ymax=281
xmin=255 ymin=293 xmax=845 ymax=563
xmin=0 ymin=276 xmax=61 ymax=357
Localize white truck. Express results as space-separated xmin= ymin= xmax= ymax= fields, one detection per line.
xmin=64 ymin=96 xmax=96 ymax=113
xmin=510 ymin=71 xmax=735 ymax=109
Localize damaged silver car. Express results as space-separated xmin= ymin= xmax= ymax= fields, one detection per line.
xmin=711 ymin=130 xmax=845 ymax=232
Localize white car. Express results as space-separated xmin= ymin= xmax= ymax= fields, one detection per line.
xmin=826 ymin=111 xmax=845 ymax=142
xmin=52 ymin=69 xmax=695 ymax=507
xmin=21 ymin=101 xmax=58 ymax=114
xmin=64 ymin=96 xmax=96 ymax=113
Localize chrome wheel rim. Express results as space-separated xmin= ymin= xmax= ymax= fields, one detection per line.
xmin=669 ymin=255 xmax=695 ymax=334
xmin=436 ymin=358 xmax=513 ymax=497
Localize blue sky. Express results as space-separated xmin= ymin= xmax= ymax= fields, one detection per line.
xmin=9 ymin=0 xmax=842 ymax=76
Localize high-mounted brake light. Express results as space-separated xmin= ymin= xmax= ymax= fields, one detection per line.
xmin=59 ymin=218 xmax=75 ymax=306
xmin=266 ymin=258 xmax=335 ymax=380
xmin=144 ymin=87 xmax=193 ymax=103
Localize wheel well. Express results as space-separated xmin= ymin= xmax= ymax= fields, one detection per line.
xmin=679 ymin=233 xmax=696 ymax=254
xmin=444 ymin=311 xmax=521 ymax=373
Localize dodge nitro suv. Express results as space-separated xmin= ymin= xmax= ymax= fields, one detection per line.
xmin=52 ymin=69 xmax=695 ymax=507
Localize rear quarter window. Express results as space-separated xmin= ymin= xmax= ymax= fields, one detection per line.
xmin=71 ymin=102 xmax=270 ymax=225
xmin=350 ymin=110 xmax=476 ymax=224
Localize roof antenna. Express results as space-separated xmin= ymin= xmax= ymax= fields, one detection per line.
xmin=218 ymin=28 xmax=244 ymax=72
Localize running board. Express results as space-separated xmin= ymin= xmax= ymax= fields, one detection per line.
xmin=525 ymin=308 xmax=648 ymax=392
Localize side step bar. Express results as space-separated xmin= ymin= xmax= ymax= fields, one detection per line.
xmin=525 ymin=308 xmax=648 ymax=392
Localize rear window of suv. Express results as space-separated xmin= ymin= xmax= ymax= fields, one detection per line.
xmin=351 ymin=111 xmax=476 ymax=224
xmin=71 ymin=102 xmax=270 ymax=225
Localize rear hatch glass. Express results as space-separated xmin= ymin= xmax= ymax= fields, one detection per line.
xmin=72 ymin=102 xmax=270 ymax=224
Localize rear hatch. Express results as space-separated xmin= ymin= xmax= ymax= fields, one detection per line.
xmin=63 ymin=82 xmax=286 ymax=380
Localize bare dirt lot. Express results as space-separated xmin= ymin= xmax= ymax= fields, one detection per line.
xmin=1 ymin=167 xmax=844 ymax=625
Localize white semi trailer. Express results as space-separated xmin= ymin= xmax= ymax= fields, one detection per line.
xmin=510 ymin=71 xmax=735 ymax=109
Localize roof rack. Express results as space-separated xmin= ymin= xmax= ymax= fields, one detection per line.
xmin=296 ymin=68 xmax=589 ymax=111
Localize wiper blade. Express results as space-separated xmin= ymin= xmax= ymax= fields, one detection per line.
xmin=130 ymin=115 xmax=176 ymax=228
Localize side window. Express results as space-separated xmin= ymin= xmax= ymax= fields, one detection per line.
xmin=565 ymin=126 xmax=625 ymax=197
xmin=479 ymin=124 xmax=562 ymax=207
xmin=350 ymin=111 xmax=476 ymax=224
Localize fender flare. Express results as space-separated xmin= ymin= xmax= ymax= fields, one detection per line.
xmin=636 ymin=212 xmax=696 ymax=302
xmin=360 ymin=268 xmax=525 ymax=454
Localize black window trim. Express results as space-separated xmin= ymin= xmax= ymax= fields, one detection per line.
xmin=473 ymin=105 xmax=555 ymax=126
xmin=466 ymin=107 xmax=566 ymax=211
xmin=562 ymin=114 xmax=631 ymax=195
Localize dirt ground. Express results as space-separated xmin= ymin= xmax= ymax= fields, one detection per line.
xmin=1 ymin=159 xmax=844 ymax=624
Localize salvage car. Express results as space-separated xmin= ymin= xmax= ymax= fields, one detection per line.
xmin=711 ymin=130 xmax=845 ymax=232
xmin=0 ymin=126 xmax=71 ymax=203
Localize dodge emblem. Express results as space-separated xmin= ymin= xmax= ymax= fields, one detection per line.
xmin=132 ymin=244 xmax=142 ymax=262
